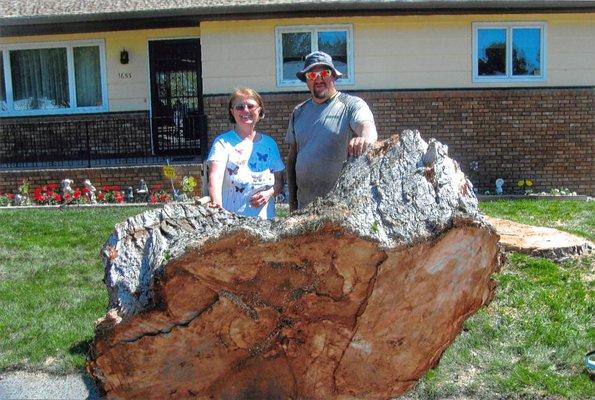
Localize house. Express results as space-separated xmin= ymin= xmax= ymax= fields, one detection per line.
xmin=1 ymin=0 xmax=594 ymax=196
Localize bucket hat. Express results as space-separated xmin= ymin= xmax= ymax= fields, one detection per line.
xmin=296 ymin=51 xmax=343 ymax=82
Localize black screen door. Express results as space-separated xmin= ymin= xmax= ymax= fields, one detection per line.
xmin=148 ymin=39 xmax=204 ymax=156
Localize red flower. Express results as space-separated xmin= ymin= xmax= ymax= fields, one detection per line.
xmin=82 ymin=187 xmax=90 ymax=194
xmin=115 ymin=192 xmax=124 ymax=203
xmin=97 ymin=192 xmax=105 ymax=201
xmin=47 ymin=183 xmax=59 ymax=191
xmin=34 ymin=188 xmax=44 ymax=202
xmin=102 ymin=185 xmax=110 ymax=192
xmin=53 ymin=194 xmax=62 ymax=203
xmin=7 ymin=193 xmax=15 ymax=199
xmin=64 ymin=194 xmax=72 ymax=201
xmin=150 ymin=195 xmax=157 ymax=204
xmin=112 ymin=185 xmax=121 ymax=192
xmin=159 ymin=193 xmax=168 ymax=202
xmin=73 ymin=189 xmax=81 ymax=199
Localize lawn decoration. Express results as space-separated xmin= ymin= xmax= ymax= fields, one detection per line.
xmin=136 ymin=180 xmax=149 ymax=203
xmin=61 ymin=179 xmax=74 ymax=197
xmin=83 ymin=179 xmax=97 ymax=204
xmin=87 ymin=130 xmax=503 ymax=399
xmin=126 ymin=187 xmax=135 ymax=203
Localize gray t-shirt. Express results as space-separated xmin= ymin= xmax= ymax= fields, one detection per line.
xmin=286 ymin=92 xmax=375 ymax=209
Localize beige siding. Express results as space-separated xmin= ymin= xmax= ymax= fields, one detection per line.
xmin=1 ymin=13 xmax=593 ymax=108
xmin=548 ymin=17 xmax=595 ymax=86
xmin=1 ymin=27 xmax=200 ymax=112
xmin=202 ymin=13 xmax=595 ymax=94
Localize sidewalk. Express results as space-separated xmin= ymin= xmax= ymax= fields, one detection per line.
xmin=0 ymin=371 xmax=103 ymax=400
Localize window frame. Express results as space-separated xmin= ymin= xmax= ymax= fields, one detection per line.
xmin=275 ymin=24 xmax=355 ymax=87
xmin=0 ymin=39 xmax=108 ymax=117
xmin=472 ymin=22 xmax=547 ymax=83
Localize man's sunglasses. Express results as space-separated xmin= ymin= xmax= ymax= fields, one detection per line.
xmin=304 ymin=69 xmax=333 ymax=80
xmin=232 ymin=103 xmax=259 ymax=111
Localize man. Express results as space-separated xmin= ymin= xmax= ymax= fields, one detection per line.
xmin=286 ymin=51 xmax=377 ymax=211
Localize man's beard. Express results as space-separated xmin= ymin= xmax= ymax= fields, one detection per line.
xmin=312 ymin=86 xmax=329 ymax=100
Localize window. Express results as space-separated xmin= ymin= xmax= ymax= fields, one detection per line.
xmin=275 ymin=25 xmax=354 ymax=86
xmin=473 ymin=22 xmax=545 ymax=82
xmin=0 ymin=40 xmax=107 ymax=116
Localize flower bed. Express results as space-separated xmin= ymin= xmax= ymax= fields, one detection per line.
xmin=0 ymin=179 xmax=198 ymax=207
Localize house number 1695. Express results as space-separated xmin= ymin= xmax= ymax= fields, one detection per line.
xmin=118 ymin=72 xmax=133 ymax=79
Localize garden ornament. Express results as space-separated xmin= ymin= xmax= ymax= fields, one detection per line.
xmin=136 ymin=180 xmax=149 ymax=202
xmin=61 ymin=179 xmax=74 ymax=196
xmin=13 ymin=193 xmax=24 ymax=206
xmin=495 ymin=178 xmax=504 ymax=195
xmin=84 ymin=179 xmax=97 ymax=203
xmin=126 ymin=187 xmax=135 ymax=202
xmin=137 ymin=180 xmax=148 ymax=194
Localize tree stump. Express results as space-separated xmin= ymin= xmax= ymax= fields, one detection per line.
xmin=87 ymin=130 xmax=503 ymax=399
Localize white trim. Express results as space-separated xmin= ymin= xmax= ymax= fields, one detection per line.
xmin=472 ymin=21 xmax=547 ymax=83
xmin=275 ymin=24 xmax=354 ymax=88
xmin=0 ymin=39 xmax=108 ymax=117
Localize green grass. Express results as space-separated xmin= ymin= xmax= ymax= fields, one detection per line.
xmin=0 ymin=201 xmax=593 ymax=399
xmin=404 ymin=200 xmax=594 ymax=399
xmin=0 ymin=207 xmax=148 ymax=372
xmin=480 ymin=199 xmax=595 ymax=241
xmin=405 ymin=252 xmax=594 ymax=399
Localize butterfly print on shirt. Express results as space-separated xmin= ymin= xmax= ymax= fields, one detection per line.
xmin=256 ymin=152 xmax=268 ymax=162
xmin=227 ymin=165 xmax=239 ymax=176
xmin=234 ymin=184 xmax=247 ymax=193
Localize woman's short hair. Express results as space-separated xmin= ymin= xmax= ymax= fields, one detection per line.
xmin=228 ymin=87 xmax=266 ymax=123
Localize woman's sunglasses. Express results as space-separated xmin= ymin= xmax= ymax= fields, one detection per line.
xmin=304 ymin=69 xmax=333 ymax=81
xmin=232 ymin=103 xmax=259 ymax=111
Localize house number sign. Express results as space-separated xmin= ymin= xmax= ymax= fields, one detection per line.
xmin=118 ymin=72 xmax=133 ymax=80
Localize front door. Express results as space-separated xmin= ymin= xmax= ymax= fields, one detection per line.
xmin=148 ymin=39 xmax=205 ymax=156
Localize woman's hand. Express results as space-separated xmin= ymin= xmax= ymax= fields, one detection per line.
xmin=249 ymin=187 xmax=274 ymax=208
xmin=208 ymin=200 xmax=222 ymax=209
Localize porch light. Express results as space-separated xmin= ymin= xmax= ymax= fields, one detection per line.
xmin=120 ymin=49 xmax=129 ymax=64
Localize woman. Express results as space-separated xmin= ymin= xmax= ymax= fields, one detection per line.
xmin=207 ymin=88 xmax=284 ymax=219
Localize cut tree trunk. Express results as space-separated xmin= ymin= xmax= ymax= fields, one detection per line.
xmin=485 ymin=216 xmax=593 ymax=261
xmin=87 ymin=130 xmax=503 ymax=400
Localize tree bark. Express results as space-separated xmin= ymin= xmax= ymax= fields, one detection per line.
xmin=87 ymin=130 xmax=503 ymax=399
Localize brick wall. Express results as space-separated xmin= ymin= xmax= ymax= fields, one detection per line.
xmin=0 ymin=111 xmax=152 ymax=164
xmin=205 ymin=87 xmax=594 ymax=196
xmin=0 ymin=164 xmax=204 ymax=198
xmin=1 ymin=88 xmax=592 ymax=197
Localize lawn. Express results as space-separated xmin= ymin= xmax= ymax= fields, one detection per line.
xmin=0 ymin=201 xmax=593 ymax=398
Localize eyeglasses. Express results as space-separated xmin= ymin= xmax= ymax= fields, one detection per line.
xmin=304 ymin=69 xmax=333 ymax=81
xmin=232 ymin=103 xmax=260 ymax=111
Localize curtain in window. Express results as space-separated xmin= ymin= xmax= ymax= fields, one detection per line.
xmin=74 ymin=46 xmax=102 ymax=107
xmin=10 ymin=48 xmax=69 ymax=110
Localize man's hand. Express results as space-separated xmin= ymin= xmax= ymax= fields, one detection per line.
xmin=349 ymin=120 xmax=378 ymax=156
xmin=348 ymin=136 xmax=373 ymax=156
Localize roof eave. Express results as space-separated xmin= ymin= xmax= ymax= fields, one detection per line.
xmin=1 ymin=1 xmax=593 ymax=31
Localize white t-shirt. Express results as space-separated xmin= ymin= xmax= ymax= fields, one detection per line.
xmin=208 ymin=130 xmax=285 ymax=219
